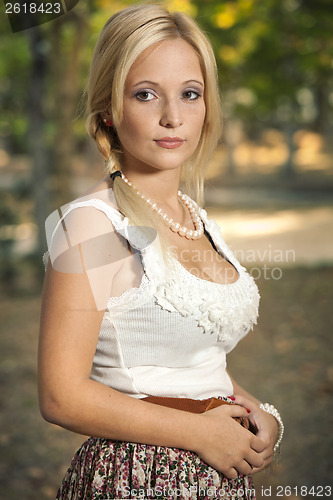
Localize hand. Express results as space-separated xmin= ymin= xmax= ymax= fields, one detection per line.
xmin=230 ymin=394 xmax=279 ymax=473
xmin=193 ymin=403 xmax=265 ymax=479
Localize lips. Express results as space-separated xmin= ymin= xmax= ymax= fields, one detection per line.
xmin=154 ymin=137 xmax=185 ymax=149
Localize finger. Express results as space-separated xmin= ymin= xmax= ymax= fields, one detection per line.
xmin=224 ymin=467 xmax=238 ymax=480
xmin=236 ymin=460 xmax=256 ymax=476
xmin=250 ymin=434 xmax=266 ymax=453
xmin=231 ymin=395 xmax=258 ymax=413
xmin=224 ymin=404 xmax=252 ymax=419
xmin=252 ymin=431 xmax=275 ymax=460
xmin=246 ymin=449 xmax=265 ymax=469
xmin=250 ymin=466 xmax=262 ymax=475
xmin=251 ymin=457 xmax=271 ymax=474
xmin=251 ymin=449 xmax=274 ymax=474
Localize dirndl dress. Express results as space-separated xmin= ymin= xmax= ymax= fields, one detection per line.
xmin=48 ymin=195 xmax=260 ymax=500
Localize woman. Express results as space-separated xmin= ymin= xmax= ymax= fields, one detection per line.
xmin=39 ymin=4 xmax=283 ymax=499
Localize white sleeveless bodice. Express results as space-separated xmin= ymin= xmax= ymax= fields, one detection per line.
xmin=44 ymin=193 xmax=260 ymax=399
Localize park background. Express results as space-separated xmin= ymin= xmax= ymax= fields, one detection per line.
xmin=0 ymin=0 xmax=332 ymax=498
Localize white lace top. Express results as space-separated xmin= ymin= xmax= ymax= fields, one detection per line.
xmin=44 ymin=192 xmax=260 ymax=400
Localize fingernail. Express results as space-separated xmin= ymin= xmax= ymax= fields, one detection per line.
xmin=229 ymin=396 xmax=235 ymax=401
xmin=246 ymin=408 xmax=251 ymax=413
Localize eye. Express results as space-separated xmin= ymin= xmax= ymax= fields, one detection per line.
xmin=182 ymin=90 xmax=201 ymax=100
xmin=135 ymin=91 xmax=156 ymax=101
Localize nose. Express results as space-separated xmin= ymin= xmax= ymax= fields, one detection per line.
xmin=159 ymin=100 xmax=183 ymax=128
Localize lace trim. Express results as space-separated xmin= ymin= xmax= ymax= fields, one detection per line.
xmin=42 ymin=251 xmax=49 ymax=270
xmin=154 ymin=262 xmax=259 ymax=350
xmin=106 ymin=273 xmax=152 ymax=316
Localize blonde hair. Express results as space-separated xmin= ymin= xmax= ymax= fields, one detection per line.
xmin=85 ymin=3 xmax=222 ymax=235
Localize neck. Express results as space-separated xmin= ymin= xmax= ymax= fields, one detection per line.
xmin=119 ymin=169 xmax=204 ymax=240
xmin=121 ymin=167 xmax=182 ymax=208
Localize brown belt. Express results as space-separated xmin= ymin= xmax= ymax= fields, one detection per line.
xmin=143 ymin=396 xmax=250 ymax=430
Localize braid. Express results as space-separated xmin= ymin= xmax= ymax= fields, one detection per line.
xmin=87 ymin=113 xmax=122 ymax=172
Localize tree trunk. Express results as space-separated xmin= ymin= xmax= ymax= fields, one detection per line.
xmin=312 ymin=81 xmax=328 ymax=135
xmin=50 ymin=10 xmax=88 ymax=208
xmin=26 ymin=26 xmax=50 ymax=267
xmin=224 ymin=120 xmax=243 ymax=177
xmin=281 ymin=122 xmax=297 ymax=178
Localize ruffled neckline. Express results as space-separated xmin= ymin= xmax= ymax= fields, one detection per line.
xmin=43 ymin=194 xmax=260 ymax=352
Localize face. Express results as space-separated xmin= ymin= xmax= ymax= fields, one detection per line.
xmin=114 ymin=38 xmax=206 ymax=175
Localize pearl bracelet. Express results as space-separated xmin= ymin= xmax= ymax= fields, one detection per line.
xmin=259 ymin=403 xmax=284 ymax=455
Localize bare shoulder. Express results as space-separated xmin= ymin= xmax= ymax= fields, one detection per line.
xmin=47 ymin=175 xmax=122 ymax=259
xmin=79 ymin=175 xmax=115 ymax=202
xmin=43 ymin=176 xmax=130 ymax=308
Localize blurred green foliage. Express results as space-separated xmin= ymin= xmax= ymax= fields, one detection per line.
xmin=0 ymin=190 xmax=18 ymax=286
xmin=0 ymin=19 xmax=31 ymax=152
xmin=0 ymin=0 xmax=332 ymax=153
xmin=0 ymin=1 xmax=332 ymax=273
xmin=190 ymin=0 xmax=333 ymax=133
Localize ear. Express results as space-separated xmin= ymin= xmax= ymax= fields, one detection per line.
xmin=103 ymin=118 xmax=113 ymax=127
xmin=101 ymin=108 xmax=113 ymax=127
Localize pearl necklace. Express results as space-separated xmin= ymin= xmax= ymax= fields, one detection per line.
xmin=120 ymin=172 xmax=204 ymax=240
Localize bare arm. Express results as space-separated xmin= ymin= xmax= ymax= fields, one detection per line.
xmin=38 ymin=259 xmax=197 ymax=446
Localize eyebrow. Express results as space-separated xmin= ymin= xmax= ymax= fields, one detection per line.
xmin=132 ymin=80 xmax=204 ymax=88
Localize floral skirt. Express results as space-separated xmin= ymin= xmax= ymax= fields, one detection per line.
xmin=56 ymin=437 xmax=256 ymax=499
